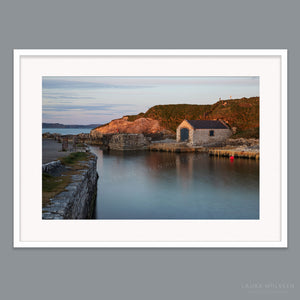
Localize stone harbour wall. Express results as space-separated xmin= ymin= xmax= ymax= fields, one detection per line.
xmin=42 ymin=154 xmax=98 ymax=219
xmin=89 ymin=133 xmax=113 ymax=148
xmin=108 ymin=133 xmax=150 ymax=150
xmin=89 ymin=132 xmax=174 ymax=149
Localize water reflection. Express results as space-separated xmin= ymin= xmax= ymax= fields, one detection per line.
xmin=90 ymin=147 xmax=259 ymax=219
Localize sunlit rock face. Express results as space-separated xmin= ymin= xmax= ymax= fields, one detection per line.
xmin=90 ymin=117 xmax=171 ymax=137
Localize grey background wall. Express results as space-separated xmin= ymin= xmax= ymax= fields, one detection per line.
xmin=1 ymin=0 xmax=298 ymax=299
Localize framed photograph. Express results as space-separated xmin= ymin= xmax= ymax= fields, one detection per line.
xmin=14 ymin=49 xmax=287 ymax=247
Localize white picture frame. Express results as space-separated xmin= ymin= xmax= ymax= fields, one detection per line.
xmin=14 ymin=49 xmax=287 ymax=248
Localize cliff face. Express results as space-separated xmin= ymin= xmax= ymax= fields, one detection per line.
xmin=90 ymin=117 xmax=172 ymax=137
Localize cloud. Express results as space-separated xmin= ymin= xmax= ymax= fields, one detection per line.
xmin=42 ymin=93 xmax=96 ymax=100
xmin=43 ymin=103 xmax=136 ymax=112
xmin=43 ymin=76 xmax=259 ymax=91
xmin=43 ymin=77 xmax=154 ymax=90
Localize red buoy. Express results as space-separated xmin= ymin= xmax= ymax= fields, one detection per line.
xmin=230 ymin=155 xmax=234 ymax=161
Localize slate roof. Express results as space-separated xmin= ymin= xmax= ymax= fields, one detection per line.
xmin=186 ymin=120 xmax=228 ymax=129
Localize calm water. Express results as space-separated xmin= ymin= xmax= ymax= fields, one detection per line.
xmin=90 ymin=147 xmax=259 ymax=219
xmin=42 ymin=128 xmax=93 ymax=135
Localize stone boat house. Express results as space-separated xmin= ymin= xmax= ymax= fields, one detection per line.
xmin=176 ymin=120 xmax=232 ymax=145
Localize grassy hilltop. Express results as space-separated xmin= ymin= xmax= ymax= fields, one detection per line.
xmin=125 ymin=97 xmax=259 ymax=139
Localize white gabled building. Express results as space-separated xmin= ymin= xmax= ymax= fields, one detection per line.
xmin=176 ymin=119 xmax=232 ymax=146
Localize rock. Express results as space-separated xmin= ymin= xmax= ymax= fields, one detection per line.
xmin=90 ymin=117 xmax=172 ymax=137
xmin=42 ymin=160 xmax=65 ymax=176
xmin=226 ymin=138 xmax=259 ymax=147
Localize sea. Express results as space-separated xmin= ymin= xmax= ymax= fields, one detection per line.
xmin=42 ymin=128 xmax=94 ymax=135
xmin=89 ymin=147 xmax=259 ymax=220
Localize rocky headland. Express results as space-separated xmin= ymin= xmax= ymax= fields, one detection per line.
xmin=90 ymin=116 xmax=173 ymax=136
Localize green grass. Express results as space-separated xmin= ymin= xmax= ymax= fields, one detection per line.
xmin=60 ymin=152 xmax=89 ymax=165
xmin=42 ymin=173 xmax=70 ymax=192
xmin=231 ymin=127 xmax=259 ymax=139
xmin=42 ymin=173 xmax=72 ymax=206
xmin=75 ymin=143 xmax=86 ymax=148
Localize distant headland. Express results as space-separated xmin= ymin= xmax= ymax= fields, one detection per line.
xmin=42 ymin=123 xmax=102 ymax=129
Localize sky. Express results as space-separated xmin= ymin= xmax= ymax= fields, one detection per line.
xmin=42 ymin=76 xmax=259 ymax=125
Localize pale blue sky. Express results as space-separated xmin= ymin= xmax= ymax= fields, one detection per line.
xmin=42 ymin=76 xmax=259 ymax=125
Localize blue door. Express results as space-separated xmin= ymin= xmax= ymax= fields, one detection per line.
xmin=180 ymin=128 xmax=189 ymax=141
